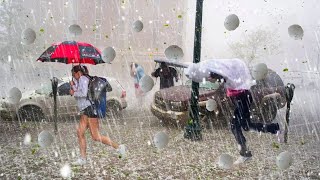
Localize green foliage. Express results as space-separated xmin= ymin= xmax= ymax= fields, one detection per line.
xmin=31 ymin=148 xmax=37 ymax=155
xmin=31 ymin=144 xmax=40 ymax=155
xmin=12 ymin=149 xmax=17 ymax=154
xmin=272 ymin=142 xmax=280 ymax=149
xmin=21 ymin=123 xmax=28 ymax=129
xmin=72 ymin=166 xmax=80 ymax=173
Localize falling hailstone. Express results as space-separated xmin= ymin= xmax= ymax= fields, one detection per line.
xmin=71 ymin=150 xmax=76 ymax=158
xmin=206 ymin=99 xmax=218 ymax=112
xmin=8 ymin=87 xmax=22 ymax=104
xmin=252 ymin=63 xmax=268 ymax=80
xmin=38 ymin=130 xmax=54 ymax=148
xmin=217 ymin=153 xmax=233 ymax=169
xmin=60 ymin=163 xmax=72 ymax=178
xmin=102 ymin=47 xmax=116 ymax=63
xmin=164 ymin=45 xmax=184 ymax=61
xmin=288 ymin=24 xmax=304 ymax=40
xmin=224 ymin=14 xmax=240 ymax=31
xmin=132 ymin=20 xmax=144 ymax=32
xmin=68 ymin=24 xmax=82 ymax=36
xmin=139 ymin=75 xmax=154 ymax=93
xmin=153 ymin=131 xmax=169 ymax=149
xmin=23 ymin=133 xmax=32 ymax=145
xmin=276 ymin=151 xmax=293 ymax=170
xmin=21 ymin=28 xmax=36 ymax=45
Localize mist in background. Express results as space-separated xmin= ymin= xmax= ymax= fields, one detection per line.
xmin=185 ymin=0 xmax=320 ymax=86
xmin=1 ymin=0 xmax=319 ymax=97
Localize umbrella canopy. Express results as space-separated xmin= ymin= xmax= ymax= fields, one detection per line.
xmin=37 ymin=41 xmax=105 ymax=65
xmin=185 ymin=58 xmax=255 ymax=90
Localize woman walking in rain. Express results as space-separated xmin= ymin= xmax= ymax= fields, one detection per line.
xmin=70 ymin=65 xmax=125 ymax=165
xmin=185 ymin=58 xmax=284 ymax=164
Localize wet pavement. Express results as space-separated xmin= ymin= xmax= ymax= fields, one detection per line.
xmin=0 ymin=88 xmax=320 ymax=179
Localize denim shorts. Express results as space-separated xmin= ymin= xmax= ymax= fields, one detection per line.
xmin=80 ymin=105 xmax=98 ymax=118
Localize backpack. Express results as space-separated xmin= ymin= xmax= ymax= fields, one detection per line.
xmin=85 ymin=75 xmax=112 ymax=118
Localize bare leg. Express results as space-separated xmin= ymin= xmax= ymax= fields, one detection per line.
xmin=77 ymin=115 xmax=89 ymax=158
xmin=88 ymin=118 xmax=119 ymax=149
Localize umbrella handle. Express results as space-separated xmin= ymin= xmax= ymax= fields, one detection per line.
xmin=71 ymin=63 xmax=74 ymax=90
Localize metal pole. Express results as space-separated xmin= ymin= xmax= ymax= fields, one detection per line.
xmin=184 ymin=0 xmax=204 ymax=141
xmin=284 ymin=83 xmax=295 ymax=143
xmin=52 ymin=77 xmax=59 ymax=134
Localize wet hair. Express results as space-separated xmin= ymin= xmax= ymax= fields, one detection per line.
xmin=210 ymin=72 xmax=224 ymax=80
xmin=82 ymin=66 xmax=89 ymax=75
xmin=71 ymin=65 xmax=88 ymax=74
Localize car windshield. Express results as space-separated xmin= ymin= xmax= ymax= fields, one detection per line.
xmin=35 ymin=83 xmax=52 ymax=95
xmin=185 ymin=79 xmax=219 ymax=90
xmin=35 ymin=79 xmax=63 ymax=95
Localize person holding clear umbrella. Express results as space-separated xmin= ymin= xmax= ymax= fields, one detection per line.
xmin=70 ymin=65 xmax=126 ymax=165
xmin=185 ymin=58 xmax=284 ymax=165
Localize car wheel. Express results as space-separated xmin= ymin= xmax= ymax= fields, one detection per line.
xmin=106 ymin=100 xmax=122 ymax=119
xmin=18 ymin=105 xmax=46 ymax=122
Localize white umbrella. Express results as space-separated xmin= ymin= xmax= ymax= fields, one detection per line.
xmin=185 ymin=58 xmax=255 ymax=90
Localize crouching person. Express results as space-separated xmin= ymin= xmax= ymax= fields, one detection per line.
xmin=185 ymin=59 xmax=283 ymax=165
xmin=70 ymin=65 xmax=126 ymax=165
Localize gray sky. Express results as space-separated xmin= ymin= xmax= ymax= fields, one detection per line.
xmin=184 ymin=0 xmax=320 ymax=75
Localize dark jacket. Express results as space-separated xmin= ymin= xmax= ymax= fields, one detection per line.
xmin=152 ymin=67 xmax=178 ymax=89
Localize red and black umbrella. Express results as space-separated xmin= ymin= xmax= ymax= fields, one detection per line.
xmin=37 ymin=41 xmax=105 ymax=65
xmin=37 ymin=41 xmax=105 ymax=134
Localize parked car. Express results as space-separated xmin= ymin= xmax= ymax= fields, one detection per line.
xmin=151 ymin=66 xmax=290 ymax=128
xmin=0 ymin=76 xmax=127 ymax=122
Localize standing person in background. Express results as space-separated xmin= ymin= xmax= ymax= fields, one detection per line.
xmin=130 ymin=62 xmax=145 ymax=97
xmin=70 ymin=65 xmax=126 ymax=165
xmin=151 ymin=62 xmax=179 ymax=89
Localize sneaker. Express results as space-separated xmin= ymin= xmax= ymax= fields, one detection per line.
xmin=234 ymin=145 xmax=252 ymax=165
xmin=234 ymin=155 xmax=252 ymax=165
xmin=116 ymin=144 xmax=126 ymax=158
xmin=72 ymin=157 xmax=87 ymax=166
xmin=276 ymin=130 xmax=285 ymax=143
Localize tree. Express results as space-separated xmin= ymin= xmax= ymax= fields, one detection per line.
xmin=228 ymin=28 xmax=281 ymax=67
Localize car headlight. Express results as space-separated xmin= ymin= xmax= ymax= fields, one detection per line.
xmin=1 ymin=102 xmax=6 ymax=109
xmin=170 ymin=101 xmax=182 ymax=107
xmin=170 ymin=101 xmax=186 ymax=112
